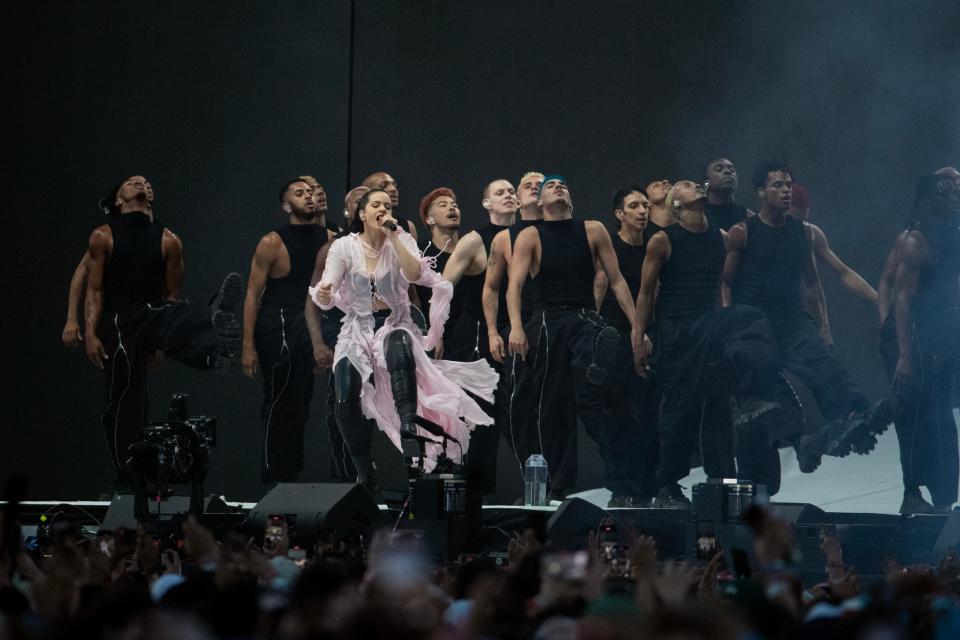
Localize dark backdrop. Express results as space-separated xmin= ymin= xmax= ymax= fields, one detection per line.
xmin=5 ymin=0 xmax=959 ymax=501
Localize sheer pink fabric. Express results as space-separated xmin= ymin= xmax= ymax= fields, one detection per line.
xmin=309 ymin=231 xmax=498 ymax=471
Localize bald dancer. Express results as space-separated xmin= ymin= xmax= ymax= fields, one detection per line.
xmin=476 ymin=172 xmax=545 ymax=492
xmin=703 ymin=157 xmax=756 ymax=231
xmin=439 ymin=178 xmax=521 ymax=495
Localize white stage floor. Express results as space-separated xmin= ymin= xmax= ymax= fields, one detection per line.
xmin=572 ymin=413 xmax=960 ymax=515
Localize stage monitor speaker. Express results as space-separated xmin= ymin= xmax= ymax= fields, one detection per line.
xmin=247 ymin=483 xmax=382 ymax=548
xmin=101 ymin=493 xmax=231 ymax=533
xmin=547 ymin=498 xmax=616 ymax=549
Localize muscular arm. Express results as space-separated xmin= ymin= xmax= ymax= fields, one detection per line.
xmin=877 ymin=235 xmax=904 ymax=325
xmin=242 ymin=233 xmax=280 ymax=377
xmin=162 ymin=230 xmax=184 ymax=300
xmin=442 ymin=232 xmax=484 ymax=286
xmin=84 ymin=226 xmax=111 ymax=368
xmin=811 ymin=224 xmax=878 ymax=304
xmin=588 ymin=221 xmax=635 ymax=331
xmin=802 ymin=225 xmax=830 ymax=337
xmin=482 ymin=231 xmax=509 ymax=338
xmin=481 ymin=232 xmax=509 ymax=361
xmin=594 ymin=270 xmax=608 ymax=312
xmin=63 ymin=252 xmax=90 ymax=346
xmin=892 ymin=231 xmax=928 ymax=393
xmin=634 ymin=232 xmax=669 ymax=371
xmin=721 ymin=222 xmax=747 ymax=306
xmin=507 ymin=228 xmax=538 ymax=357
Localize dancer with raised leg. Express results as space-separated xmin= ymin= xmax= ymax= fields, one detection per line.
xmin=84 ymin=175 xmax=242 ymax=490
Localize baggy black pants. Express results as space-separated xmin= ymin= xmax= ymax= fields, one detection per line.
xmin=655 ymin=305 xmax=782 ymax=488
xmin=580 ymin=331 xmax=660 ymax=498
xmin=255 ymin=305 xmax=315 ymax=484
xmin=880 ymin=315 xmax=959 ymax=507
xmin=98 ymin=300 xmax=219 ymax=486
xmin=770 ymin=313 xmax=868 ymax=421
xmin=528 ymin=307 xmax=616 ymax=497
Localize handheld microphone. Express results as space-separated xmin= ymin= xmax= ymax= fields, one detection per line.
xmin=384 ymin=220 xmax=398 ymax=232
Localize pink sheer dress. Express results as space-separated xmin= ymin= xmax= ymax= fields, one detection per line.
xmin=309 ymin=230 xmax=498 ymax=471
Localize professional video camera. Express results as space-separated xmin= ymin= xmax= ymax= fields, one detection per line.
xmin=127 ymin=393 xmax=216 ymax=520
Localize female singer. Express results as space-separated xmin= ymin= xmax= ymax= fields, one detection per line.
xmin=310 ymin=189 xmax=498 ymax=493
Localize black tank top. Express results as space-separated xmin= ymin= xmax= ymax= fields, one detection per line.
xmin=417 ymin=240 xmax=457 ymax=329
xmin=533 ymin=219 xmax=595 ymax=310
xmin=656 ymin=222 xmax=725 ymax=322
xmin=445 ymin=223 xmax=510 ymax=356
xmin=508 ymin=220 xmax=542 ymax=327
xmin=260 ymin=223 xmax=328 ymax=311
xmin=704 ymin=202 xmax=749 ymax=231
xmin=600 ymin=233 xmax=645 ymax=331
xmin=103 ymin=212 xmax=165 ymax=315
xmin=731 ymin=215 xmax=809 ymax=320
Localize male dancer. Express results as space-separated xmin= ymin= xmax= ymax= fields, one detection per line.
xmin=703 ymin=157 xmax=755 ymax=231
xmin=635 ymin=180 xmax=800 ymax=507
xmin=481 ymin=172 xmax=544 ymax=491
xmin=594 ymin=186 xmax=659 ymax=506
xmin=508 ymin=175 xmax=636 ymax=499
xmin=64 ymin=179 xmax=156 ymax=347
xmin=644 ymin=179 xmax=674 ymax=238
xmin=724 ymin=161 xmax=891 ymax=479
xmin=300 ymin=175 xmax=343 ymax=234
xmin=788 ymin=183 xmax=878 ymax=345
xmin=361 ymin=172 xmax=419 ymax=241
xmin=242 ymin=179 xmax=333 ymax=484
xmin=84 ymin=175 xmax=242 ymax=488
xmin=879 ymin=173 xmax=960 ymax=513
xmin=416 ymin=188 xmax=463 ymax=328
xmin=440 ymin=179 xmax=520 ymax=495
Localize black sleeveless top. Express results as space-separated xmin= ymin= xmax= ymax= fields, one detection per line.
xmin=532 ymin=219 xmax=595 ymax=310
xmin=704 ymin=202 xmax=749 ymax=231
xmin=656 ymin=222 xmax=725 ymax=322
xmin=600 ymin=232 xmax=645 ymax=331
xmin=417 ymin=240 xmax=457 ymax=330
xmin=104 ymin=212 xmax=165 ymax=315
xmin=261 ymin=223 xmax=328 ymax=311
xmin=731 ymin=215 xmax=809 ymax=320
xmin=444 ymin=223 xmax=510 ymax=357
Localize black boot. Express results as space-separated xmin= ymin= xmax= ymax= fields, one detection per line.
xmin=385 ymin=331 xmax=422 ymax=465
